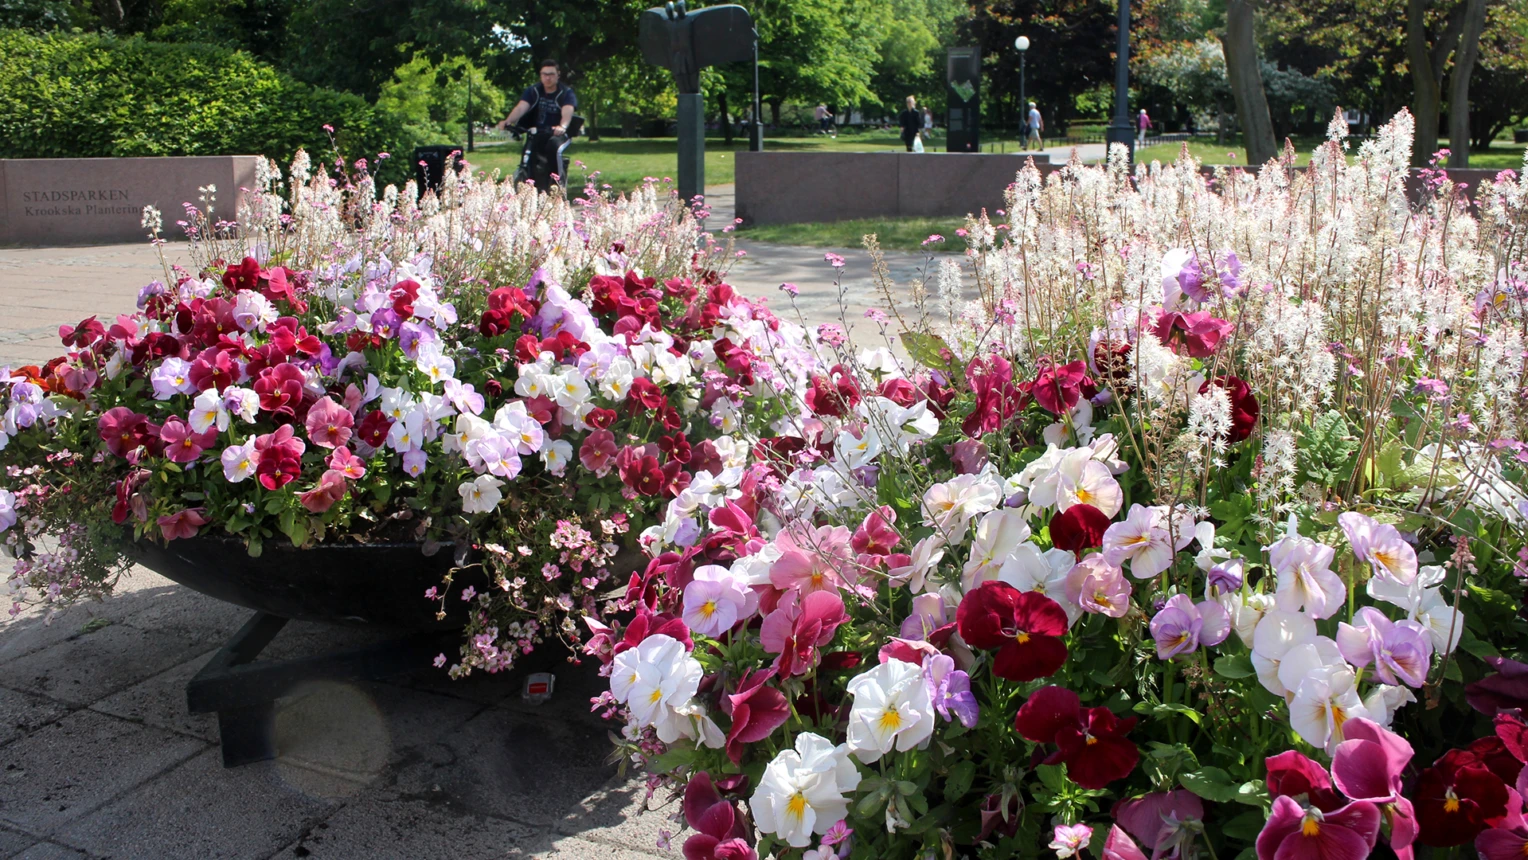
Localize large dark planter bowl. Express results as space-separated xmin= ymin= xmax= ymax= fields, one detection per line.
xmin=128 ymin=536 xmax=480 ymax=630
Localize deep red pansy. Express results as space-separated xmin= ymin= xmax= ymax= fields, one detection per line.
xmin=956 ymin=582 xmax=1069 ymax=683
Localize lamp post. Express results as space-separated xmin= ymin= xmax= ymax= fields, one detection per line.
xmin=466 ymin=68 xmax=475 ymax=153
xmin=750 ymin=26 xmax=763 ymax=151
xmin=1104 ymin=0 xmax=1134 ymax=163
xmin=1014 ymin=35 xmax=1028 ymax=143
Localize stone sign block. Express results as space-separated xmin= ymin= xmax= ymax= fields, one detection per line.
xmin=734 ymin=151 xmax=1051 ymax=226
xmin=0 ymin=156 xmax=258 ymax=246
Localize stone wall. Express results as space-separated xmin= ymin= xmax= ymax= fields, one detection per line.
xmin=0 ymin=156 xmax=258 ymax=246
xmin=734 ymin=151 xmax=1051 ymax=226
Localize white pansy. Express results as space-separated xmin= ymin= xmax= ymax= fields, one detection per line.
xmin=835 ymin=427 xmax=883 ymax=471
xmin=962 ymin=509 xmax=1033 ymax=586
xmin=1250 ymin=610 xmax=1320 ymax=698
xmin=1000 ymin=548 xmax=1082 ymax=625
xmin=541 ymin=438 xmax=574 ymax=476
xmin=189 ymin=389 xmax=230 ymax=434
xmin=921 ymin=472 xmax=1003 ymax=540
xmin=845 ymin=659 xmax=936 ymax=762
xmin=610 ymin=634 xmax=702 ymax=728
xmin=750 ymin=733 xmax=862 ymax=848
xmin=1289 ymin=665 xmax=1370 ymax=754
xmin=493 ymin=401 xmax=544 ymax=454
xmin=458 ymin=474 xmax=504 ymax=514
xmin=1368 ymin=564 xmax=1464 ymax=654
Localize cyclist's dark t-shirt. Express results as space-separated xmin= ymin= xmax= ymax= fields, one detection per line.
xmin=519 ymin=84 xmax=577 ymax=129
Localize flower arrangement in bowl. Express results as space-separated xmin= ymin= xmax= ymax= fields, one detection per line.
xmin=590 ymin=111 xmax=1528 ymax=859
xmin=0 ymin=147 xmax=803 ymax=672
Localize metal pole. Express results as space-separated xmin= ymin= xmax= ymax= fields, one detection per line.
xmin=467 ymin=68 xmax=475 ymax=153
xmin=1019 ymin=53 xmax=1026 ymax=143
xmin=751 ymin=29 xmax=763 ymax=151
xmin=1104 ymin=0 xmax=1134 ymax=163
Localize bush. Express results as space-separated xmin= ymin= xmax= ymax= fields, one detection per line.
xmin=0 ymin=29 xmax=417 ymax=184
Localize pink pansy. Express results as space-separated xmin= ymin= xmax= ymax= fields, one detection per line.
xmin=580 ymin=429 xmax=618 ymax=476
xmin=721 ymin=668 xmax=790 ymax=765
xmin=1332 ymin=718 xmax=1418 ymax=858
xmin=769 ymin=523 xmax=855 ymax=596
xmin=1064 ymin=554 xmax=1132 ymax=617
xmin=159 ymin=415 xmax=218 ymax=463
xmin=304 ymin=396 xmax=354 ymax=449
xmin=157 ymin=508 xmax=208 ymax=541
xmin=759 ymin=589 xmax=847 ymax=677
xmin=1255 ymin=794 xmax=1380 ymax=860
xmin=1116 ymin=790 xmax=1205 ymax=859
xmin=298 ymin=469 xmax=349 ymax=513
xmin=1338 ymin=512 xmax=1418 ymax=585
xmin=1049 ymin=823 xmax=1094 ymax=858
xmin=681 ymin=772 xmax=757 ymax=860
xmin=326 ymin=446 xmax=367 ymax=480
xmin=1103 ymin=825 xmax=1150 ymax=860
xmin=1335 ymin=607 xmax=1433 ymax=688
xmin=850 ymin=505 xmax=902 ymax=557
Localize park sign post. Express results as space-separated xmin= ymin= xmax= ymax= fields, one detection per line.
xmin=946 ymin=48 xmax=981 ymax=152
xmin=639 ymin=2 xmax=755 ymax=203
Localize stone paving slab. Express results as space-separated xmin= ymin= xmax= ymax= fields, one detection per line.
xmin=0 ymin=688 xmax=70 ymax=749
xmin=0 ymin=709 xmax=205 ymax=835
xmin=271 ymin=795 xmax=541 ymax=860
xmin=89 ymin=649 xmax=222 ymax=743
xmin=0 ymin=623 xmax=208 ymax=707
xmin=55 ymin=748 xmax=347 ymax=860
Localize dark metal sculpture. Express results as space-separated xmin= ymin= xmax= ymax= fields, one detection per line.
xmin=638 ymin=3 xmax=756 ymax=201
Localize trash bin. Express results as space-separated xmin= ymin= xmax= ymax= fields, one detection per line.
xmin=413 ymin=145 xmax=464 ymax=195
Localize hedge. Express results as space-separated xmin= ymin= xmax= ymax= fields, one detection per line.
xmin=0 ymin=29 xmax=417 ymax=184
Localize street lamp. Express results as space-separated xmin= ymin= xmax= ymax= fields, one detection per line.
xmin=1104 ymin=0 xmax=1134 ymax=163
xmin=1014 ymin=35 xmax=1029 ymax=144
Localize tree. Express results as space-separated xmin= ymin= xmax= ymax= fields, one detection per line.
xmin=962 ymin=0 xmax=1119 ymax=133
xmin=1221 ymin=0 xmax=1277 ymax=164
xmin=377 ymin=54 xmax=506 ymax=144
xmin=1406 ymin=0 xmax=1489 ymax=165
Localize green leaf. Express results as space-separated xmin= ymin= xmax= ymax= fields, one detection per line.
xmin=944 ymin=761 xmax=976 ymax=802
xmin=1234 ymin=779 xmax=1270 ymax=808
xmin=1223 ymin=809 xmax=1268 ymax=841
xmin=1213 ymin=653 xmax=1256 ymax=679
xmin=1134 ymin=701 xmax=1202 ymax=725
xmin=1179 ymin=767 xmax=1241 ymax=803
xmin=1460 ymin=628 xmax=1500 ymax=662
xmin=647 ymin=745 xmax=698 ymax=774
xmin=900 ymin=331 xmax=955 ymax=374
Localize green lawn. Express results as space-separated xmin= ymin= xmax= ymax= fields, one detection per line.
xmin=1135 ymin=137 xmax=1527 ymax=169
xmin=736 ymin=216 xmax=970 ymax=252
xmin=460 ymin=130 xmax=1525 ymax=199
xmin=462 ymin=128 xmax=1039 ymax=193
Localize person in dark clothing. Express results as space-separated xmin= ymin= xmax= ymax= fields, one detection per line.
xmin=898 ymin=96 xmax=922 ymax=152
xmin=498 ymin=59 xmax=577 ymax=189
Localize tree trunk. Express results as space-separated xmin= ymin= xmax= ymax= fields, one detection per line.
xmin=719 ymin=91 xmax=734 ymax=145
xmin=1408 ymin=0 xmax=1443 ymax=164
xmin=1447 ymin=0 xmax=1487 ymax=166
xmin=1221 ymin=0 xmax=1278 ymax=166
xmin=769 ymin=99 xmax=781 ymax=126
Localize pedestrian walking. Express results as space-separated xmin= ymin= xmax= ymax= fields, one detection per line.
xmin=922 ymin=106 xmax=934 ymax=141
xmin=1137 ymin=109 xmax=1152 ymax=146
xmin=815 ymin=104 xmax=835 ymax=136
xmin=1025 ymin=102 xmax=1043 ymax=150
xmin=899 ymin=97 xmax=923 ymax=152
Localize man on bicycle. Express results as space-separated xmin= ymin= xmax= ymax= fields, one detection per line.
xmin=498 ymin=59 xmax=577 ymax=190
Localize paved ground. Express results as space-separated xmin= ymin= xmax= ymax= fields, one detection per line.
xmin=0 ymin=179 xmax=1003 ymax=859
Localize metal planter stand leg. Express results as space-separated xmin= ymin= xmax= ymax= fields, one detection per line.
xmin=187 ymin=611 xmax=455 ymax=768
